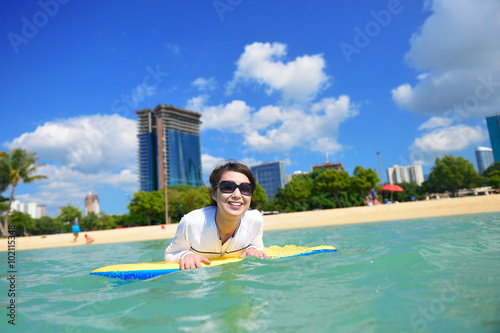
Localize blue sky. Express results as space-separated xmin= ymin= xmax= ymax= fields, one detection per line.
xmin=1 ymin=0 xmax=499 ymax=217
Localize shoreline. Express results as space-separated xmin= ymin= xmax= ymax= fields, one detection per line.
xmin=2 ymin=195 xmax=499 ymax=251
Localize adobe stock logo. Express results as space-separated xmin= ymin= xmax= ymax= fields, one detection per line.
xmin=213 ymin=0 xmax=243 ymax=22
xmin=339 ymin=0 xmax=406 ymax=64
xmin=7 ymin=0 xmax=71 ymax=54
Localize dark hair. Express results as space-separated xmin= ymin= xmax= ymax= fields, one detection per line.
xmin=209 ymin=160 xmax=258 ymax=209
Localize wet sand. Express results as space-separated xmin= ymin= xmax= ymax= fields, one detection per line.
xmin=2 ymin=195 xmax=499 ymax=251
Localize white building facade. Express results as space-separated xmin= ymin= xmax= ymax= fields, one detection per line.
xmin=386 ymin=165 xmax=424 ymax=186
xmin=10 ymin=200 xmax=46 ymax=219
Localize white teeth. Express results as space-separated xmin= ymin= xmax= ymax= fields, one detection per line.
xmin=229 ymin=202 xmax=242 ymax=206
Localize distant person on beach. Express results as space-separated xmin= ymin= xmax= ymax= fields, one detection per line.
xmin=72 ymin=221 xmax=81 ymax=242
xmin=165 ymin=161 xmax=267 ymax=270
xmin=370 ymin=188 xmax=381 ymax=205
xmin=85 ymin=234 xmax=94 ymax=244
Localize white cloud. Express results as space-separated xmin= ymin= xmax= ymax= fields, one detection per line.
xmin=13 ymin=164 xmax=138 ymax=214
xmin=196 ymin=93 xmax=358 ymax=154
xmin=391 ymin=83 xmax=413 ymax=108
xmin=417 ymin=116 xmax=454 ymax=130
xmin=201 ymin=154 xmax=264 ymax=185
xmin=191 ymin=41 xmax=357 ymax=155
xmin=131 ymin=83 xmax=157 ymax=105
xmin=200 ymin=100 xmax=252 ymax=131
xmin=309 ymin=137 xmax=343 ymax=155
xmin=409 ymin=125 xmax=487 ymax=164
xmin=392 ymin=0 xmax=500 ymax=117
xmin=4 ymin=114 xmax=137 ymax=173
xmin=2 ymin=115 xmax=138 ymax=214
xmin=241 ymin=157 xmax=263 ymax=168
xmin=192 ymin=77 xmax=217 ymax=92
xmin=228 ymin=42 xmax=329 ymax=103
xmin=244 ymin=95 xmax=358 ymax=153
xmin=186 ymin=95 xmax=208 ymax=113
xmin=165 ymin=43 xmax=181 ymax=55
xmin=201 ymin=154 xmax=226 ymax=179
xmin=40 ymin=165 xmax=137 ymax=192
xmin=249 ymin=105 xmax=283 ymax=131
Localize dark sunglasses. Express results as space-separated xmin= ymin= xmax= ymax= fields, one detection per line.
xmin=215 ymin=181 xmax=254 ymax=196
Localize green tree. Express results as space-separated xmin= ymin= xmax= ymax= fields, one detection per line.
xmin=260 ymin=187 xmax=287 ymax=212
xmin=167 ymin=185 xmax=211 ymax=223
xmin=0 ymin=200 xmax=8 ymax=217
xmin=9 ymin=211 xmax=34 ymax=236
xmin=286 ymin=176 xmax=314 ymax=211
xmin=253 ymin=183 xmax=267 ymax=208
xmin=57 ymin=205 xmax=82 ymax=231
xmin=0 ymin=159 xmax=9 ymax=194
xmin=482 ymin=161 xmax=500 ymax=176
xmin=0 ymin=148 xmax=47 ymax=237
xmin=350 ymin=165 xmax=379 ymax=196
xmin=425 ymin=154 xmax=478 ymax=196
xmin=315 ymin=169 xmax=350 ymax=208
xmin=484 ymin=162 xmax=500 ymax=189
xmin=81 ymin=212 xmax=99 ymax=231
xmin=95 ymin=213 xmax=118 ymax=230
xmin=0 ymin=154 xmax=9 ymax=204
xmin=114 ymin=213 xmax=149 ymax=227
xmin=307 ymin=192 xmax=336 ymax=210
xmin=487 ymin=170 xmax=500 ymax=189
xmin=33 ymin=216 xmax=65 ymax=235
xmin=128 ymin=191 xmax=165 ymax=225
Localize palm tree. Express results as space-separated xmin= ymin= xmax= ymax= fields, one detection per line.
xmin=0 ymin=148 xmax=47 ymax=237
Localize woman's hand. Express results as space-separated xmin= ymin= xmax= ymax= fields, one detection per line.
xmin=239 ymin=247 xmax=268 ymax=259
xmin=180 ymin=253 xmax=211 ymax=270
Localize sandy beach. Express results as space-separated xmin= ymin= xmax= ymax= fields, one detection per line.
xmin=2 ymin=195 xmax=499 ymax=251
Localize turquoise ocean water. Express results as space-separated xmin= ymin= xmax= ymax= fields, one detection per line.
xmin=1 ymin=212 xmax=500 ymax=332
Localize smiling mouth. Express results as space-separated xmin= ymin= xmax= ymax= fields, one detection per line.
xmin=229 ymin=202 xmax=242 ymax=207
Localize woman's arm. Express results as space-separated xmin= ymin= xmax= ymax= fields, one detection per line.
xmin=240 ymin=211 xmax=267 ymax=259
xmin=164 ymin=219 xmax=193 ymax=262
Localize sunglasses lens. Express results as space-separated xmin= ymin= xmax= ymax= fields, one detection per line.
xmin=218 ymin=181 xmax=253 ymax=196
xmin=239 ymin=183 xmax=252 ymax=196
xmin=219 ymin=181 xmax=235 ymax=193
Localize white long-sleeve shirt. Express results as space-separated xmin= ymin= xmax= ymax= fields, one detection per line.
xmin=164 ymin=206 xmax=264 ymax=262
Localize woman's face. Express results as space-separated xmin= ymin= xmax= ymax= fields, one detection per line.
xmin=212 ymin=171 xmax=252 ymax=219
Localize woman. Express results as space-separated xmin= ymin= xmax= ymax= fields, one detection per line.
xmin=84 ymin=234 xmax=94 ymax=244
xmin=165 ymin=161 xmax=267 ymax=270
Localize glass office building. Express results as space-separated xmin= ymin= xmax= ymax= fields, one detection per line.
xmin=137 ymin=132 xmax=158 ymax=192
xmin=136 ymin=105 xmax=202 ymax=191
xmin=167 ymin=129 xmax=202 ymax=186
xmin=251 ymin=161 xmax=286 ymax=198
xmin=486 ymin=113 xmax=500 ymax=163
xmin=475 ymin=146 xmax=494 ymax=174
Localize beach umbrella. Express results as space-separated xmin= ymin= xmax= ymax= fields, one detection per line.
xmin=381 ymin=184 xmax=404 ymax=201
xmin=381 ymin=184 xmax=404 ymax=192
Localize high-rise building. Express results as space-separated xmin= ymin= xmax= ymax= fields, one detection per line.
xmin=84 ymin=193 xmax=100 ymax=216
xmin=251 ymin=161 xmax=286 ymax=198
xmin=36 ymin=205 xmax=46 ymax=218
xmin=475 ymin=146 xmax=495 ymax=174
xmin=10 ymin=200 xmax=46 ymax=219
xmin=311 ymin=162 xmax=344 ymax=172
xmin=285 ymin=171 xmax=309 ymax=184
xmin=386 ymin=164 xmax=424 ymax=186
xmin=136 ymin=104 xmax=202 ymax=191
xmin=486 ymin=113 xmax=500 ymax=163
